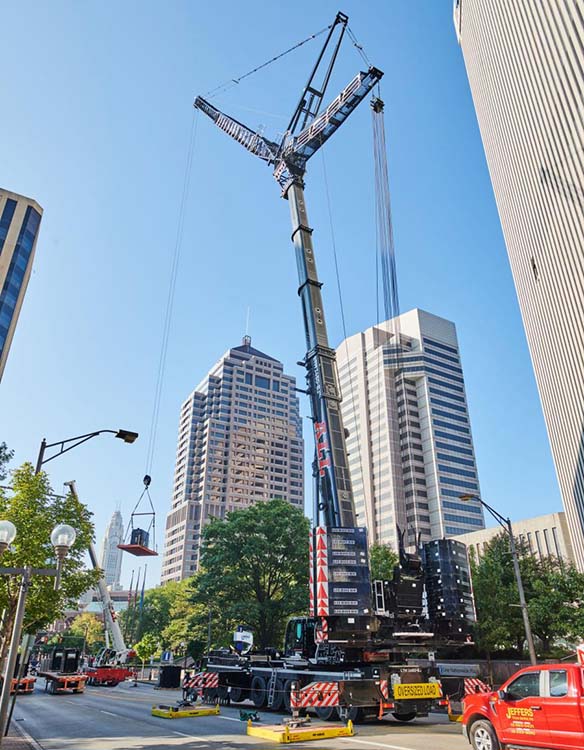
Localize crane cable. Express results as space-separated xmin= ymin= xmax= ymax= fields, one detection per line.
xmin=372 ymin=95 xmax=421 ymax=547
xmin=144 ymin=109 xmax=199 ymax=476
xmin=205 ymin=25 xmax=332 ymax=99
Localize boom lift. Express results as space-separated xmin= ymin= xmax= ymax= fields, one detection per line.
xmin=193 ymin=12 xmax=474 ymax=721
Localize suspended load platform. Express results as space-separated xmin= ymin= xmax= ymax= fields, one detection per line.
xmin=118 ymin=475 xmax=158 ymax=556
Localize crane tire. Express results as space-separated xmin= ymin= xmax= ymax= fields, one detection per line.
xmin=269 ymin=679 xmax=285 ymax=711
xmin=392 ymin=711 xmax=417 ymax=722
xmin=283 ymin=679 xmax=294 ymax=713
xmin=315 ymin=706 xmax=337 ymax=721
xmin=251 ymin=676 xmax=267 ymax=708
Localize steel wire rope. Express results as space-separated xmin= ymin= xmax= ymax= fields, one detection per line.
xmin=372 ymin=96 xmax=421 ymax=549
xmin=145 ymin=109 xmax=199 ymax=479
xmin=205 ymin=25 xmax=332 ymax=99
xmin=320 ymin=150 xmax=366 ymax=527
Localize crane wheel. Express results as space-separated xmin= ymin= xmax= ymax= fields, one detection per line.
xmin=316 ymin=706 xmax=337 ymax=721
xmin=251 ymin=676 xmax=267 ymax=708
xmin=392 ymin=711 xmax=417 ymax=722
xmin=229 ymin=687 xmax=243 ymax=703
xmin=269 ymin=679 xmax=285 ymax=711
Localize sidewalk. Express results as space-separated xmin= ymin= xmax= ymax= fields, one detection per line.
xmin=2 ymin=724 xmax=41 ymax=750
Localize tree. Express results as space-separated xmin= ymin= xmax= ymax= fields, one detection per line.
xmin=0 ymin=463 xmax=101 ymax=667
xmin=119 ymin=579 xmax=184 ymax=645
xmin=369 ymin=543 xmax=398 ymax=580
xmin=471 ymin=532 xmax=584 ymax=658
xmin=69 ymin=612 xmax=105 ymax=652
xmin=134 ymin=633 xmax=160 ymax=671
xmin=0 ymin=442 xmax=14 ymax=481
xmin=193 ymin=498 xmax=309 ymax=649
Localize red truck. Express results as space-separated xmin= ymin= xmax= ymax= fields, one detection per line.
xmin=462 ymin=663 xmax=584 ymax=750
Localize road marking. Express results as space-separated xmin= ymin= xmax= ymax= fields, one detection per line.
xmin=342 ymin=739 xmax=416 ymax=750
xmin=99 ymin=709 xmax=120 ymax=717
xmin=215 ymin=715 xmax=243 ymax=723
xmin=172 ymin=731 xmax=191 ymax=736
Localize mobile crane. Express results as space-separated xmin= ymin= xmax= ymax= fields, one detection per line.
xmin=65 ymin=481 xmax=135 ymax=686
xmin=193 ymin=12 xmax=475 ymax=722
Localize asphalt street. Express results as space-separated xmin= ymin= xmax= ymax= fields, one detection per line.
xmin=12 ymin=680 xmax=468 ymax=750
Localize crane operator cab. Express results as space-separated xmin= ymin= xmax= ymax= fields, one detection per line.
xmin=284 ymin=617 xmax=317 ymax=660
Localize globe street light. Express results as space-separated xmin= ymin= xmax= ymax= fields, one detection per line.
xmin=0 ymin=522 xmax=16 ymax=556
xmin=459 ymin=493 xmax=537 ymax=665
xmin=50 ymin=524 xmax=76 ymax=590
xmin=35 ymin=428 xmax=139 ymax=474
xmin=0 ymin=523 xmax=76 ymax=743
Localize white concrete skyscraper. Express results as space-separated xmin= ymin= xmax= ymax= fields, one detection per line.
xmin=0 ymin=188 xmax=43 ymax=382
xmin=454 ymin=0 xmax=584 ymax=569
xmin=99 ymin=510 xmax=124 ymax=590
xmin=336 ymin=309 xmax=484 ymax=550
xmin=161 ymin=337 xmax=304 ymax=583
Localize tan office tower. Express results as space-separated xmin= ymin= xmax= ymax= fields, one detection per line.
xmin=161 ymin=337 xmax=304 ymax=583
xmin=0 ymin=189 xmax=43 ymax=382
xmin=454 ymin=1 xmax=584 ymax=569
xmin=337 ymin=309 xmax=484 ymax=551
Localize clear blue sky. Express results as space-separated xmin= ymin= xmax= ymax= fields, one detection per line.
xmin=0 ymin=1 xmax=561 ymax=587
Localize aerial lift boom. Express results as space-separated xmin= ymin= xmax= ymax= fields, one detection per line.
xmin=64 ymin=481 xmax=128 ymax=659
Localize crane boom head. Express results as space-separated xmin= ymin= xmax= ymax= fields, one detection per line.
xmin=194 ymin=66 xmax=383 ymax=195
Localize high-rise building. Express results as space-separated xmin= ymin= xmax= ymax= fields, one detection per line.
xmin=0 ymin=188 xmax=43 ymax=382
xmin=336 ymin=309 xmax=484 ymax=550
xmin=161 ymin=337 xmax=304 ymax=583
xmin=454 ymin=0 xmax=584 ymax=569
xmin=99 ymin=510 xmax=124 ymax=590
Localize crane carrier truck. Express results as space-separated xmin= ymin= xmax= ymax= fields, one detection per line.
xmin=192 ymin=11 xmax=476 ymax=723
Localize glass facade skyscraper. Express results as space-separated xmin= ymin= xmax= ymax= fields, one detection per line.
xmin=336 ymin=309 xmax=484 ymax=550
xmin=0 ymin=189 xmax=43 ymax=382
xmin=454 ymin=0 xmax=584 ymax=570
xmin=161 ymin=337 xmax=304 ymax=583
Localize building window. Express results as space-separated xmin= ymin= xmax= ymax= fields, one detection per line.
xmin=256 ymin=375 xmax=270 ymax=389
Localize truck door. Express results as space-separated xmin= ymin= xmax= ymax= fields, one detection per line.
xmin=538 ymin=669 xmax=584 ymax=749
xmin=497 ymin=670 xmax=551 ymax=747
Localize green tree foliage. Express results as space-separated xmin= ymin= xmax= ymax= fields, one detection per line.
xmin=134 ymin=632 xmax=160 ymax=665
xmin=369 ymin=543 xmax=398 ymax=580
xmin=0 ymin=463 xmax=101 ymax=664
xmin=471 ymin=531 xmax=584 ymax=658
xmin=194 ymin=498 xmax=309 ymax=649
xmin=69 ymin=612 xmax=105 ymax=651
xmin=120 ymin=579 xmax=184 ymax=645
xmin=0 ymin=442 xmax=14 ymax=481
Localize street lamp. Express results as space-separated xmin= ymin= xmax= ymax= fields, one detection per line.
xmin=459 ymin=493 xmax=537 ymax=665
xmin=50 ymin=524 xmax=76 ymax=590
xmin=0 ymin=522 xmax=76 ymax=743
xmin=35 ymin=428 xmax=139 ymax=474
xmin=0 ymin=522 xmax=16 ymax=557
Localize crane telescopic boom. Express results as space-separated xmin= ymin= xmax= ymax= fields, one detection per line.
xmin=194 ymin=14 xmax=382 ymax=530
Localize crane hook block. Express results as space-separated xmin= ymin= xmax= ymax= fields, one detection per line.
xmin=371 ymin=97 xmax=384 ymax=113
xmin=143 ymin=474 xmax=152 ymax=487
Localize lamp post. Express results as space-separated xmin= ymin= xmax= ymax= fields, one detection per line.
xmin=35 ymin=429 xmax=138 ymax=474
xmin=0 ymin=522 xmax=76 ymax=743
xmin=459 ymin=493 xmax=537 ymax=665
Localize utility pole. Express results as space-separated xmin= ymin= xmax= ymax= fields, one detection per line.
xmin=460 ymin=494 xmax=537 ymax=665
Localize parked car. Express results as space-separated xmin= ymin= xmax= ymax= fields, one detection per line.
xmin=462 ymin=663 xmax=584 ymax=750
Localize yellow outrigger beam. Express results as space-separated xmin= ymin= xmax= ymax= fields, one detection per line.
xmin=151 ymin=704 xmax=220 ymax=719
xmin=246 ymin=718 xmax=354 ymax=744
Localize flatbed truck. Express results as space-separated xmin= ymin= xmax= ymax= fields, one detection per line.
xmin=40 ymin=670 xmax=87 ymax=695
